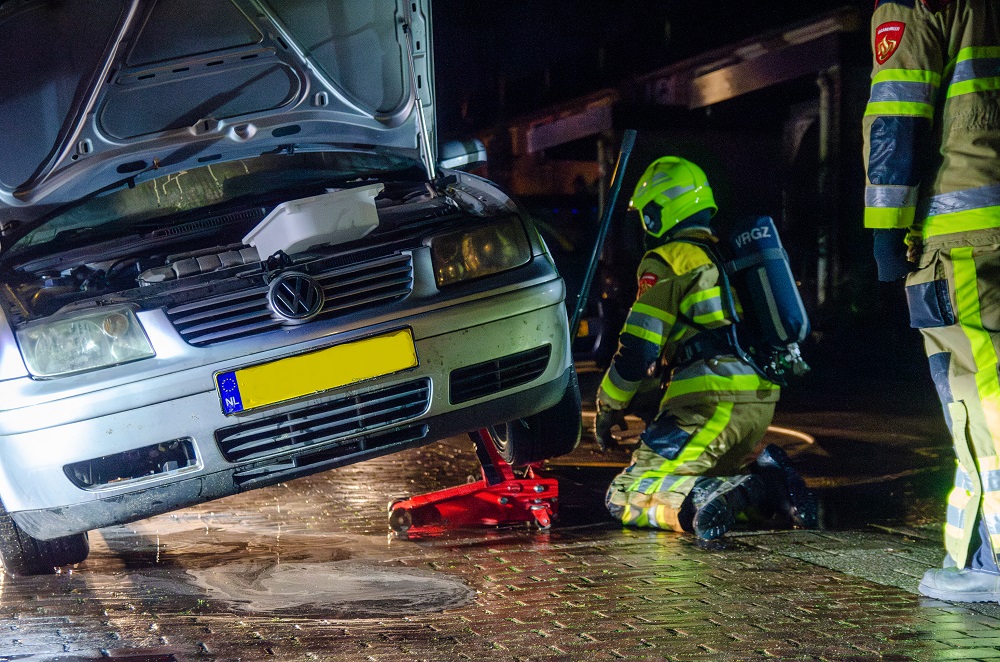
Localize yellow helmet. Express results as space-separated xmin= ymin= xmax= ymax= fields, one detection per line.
xmin=629 ymin=156 xmax=717 ymax=238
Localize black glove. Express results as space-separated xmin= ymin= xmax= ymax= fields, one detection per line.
xmin=594 ymin=402 xmax=627 ymax=452
xmin=873 ymin=228 xmax=913 ymax=282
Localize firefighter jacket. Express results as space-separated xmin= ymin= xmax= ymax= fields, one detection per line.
xmin=597 ymin=229 xmax=780 ymax=411
xmin=863 ymin=0 xmax=1000 ymax=247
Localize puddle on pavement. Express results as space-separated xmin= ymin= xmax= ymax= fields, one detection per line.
xmin=77 ymin=528 xmax=476 ymax=617
xmin=183 ymin=560 xmax=474 ymax=615
xmin=111 ymin=559 xmax=476 ymax=617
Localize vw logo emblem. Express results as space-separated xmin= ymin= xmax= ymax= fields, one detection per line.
xmin=268 ymin=272 xmax=324 ymax=323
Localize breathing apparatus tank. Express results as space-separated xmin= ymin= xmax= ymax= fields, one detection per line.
xmin=721 ymin=215 xmax=810 ymax=384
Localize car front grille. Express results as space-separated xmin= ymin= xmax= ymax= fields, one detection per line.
xmin=165 ymin=252 xmax=413 ymax=346
xmin=449 ymin=345 xmax=552 ymax=404
xmin=215 ymin=378 xmax=431 ymax=463
xmin=231 ymin=423 xmax=429 ymax=491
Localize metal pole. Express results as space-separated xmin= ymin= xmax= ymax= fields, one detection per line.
xmin=817 ymin=66 xmax=842 ymax=305
xmin=568 ymin=128 xmax=637 ymax=339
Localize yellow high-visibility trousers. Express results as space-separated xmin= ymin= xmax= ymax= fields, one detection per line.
xmin=907 ymin=245 xmax=1000 ymax=568
xmin=605 ymin=398 xmax=774 ymax=532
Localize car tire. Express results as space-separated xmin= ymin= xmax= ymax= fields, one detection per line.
xmin=492 ymin=368 xmax=582 ymax=466
xmin=0 ymin=503 xmax=89 ymax=576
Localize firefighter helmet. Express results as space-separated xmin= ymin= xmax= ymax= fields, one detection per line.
xmin=630 ymin=156 xmax=717 ymax=238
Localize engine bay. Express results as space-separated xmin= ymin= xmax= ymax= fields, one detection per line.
xmin=0 ymin=179 xmax=460 ymax=325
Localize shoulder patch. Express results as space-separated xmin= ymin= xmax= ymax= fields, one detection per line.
xmin=649 ymin=242 xmax=713 ymax=276
xmin=637 ymin=272 xmax=659 ymax=296
xmin=875 ymin=21 xmax=905 ymax=64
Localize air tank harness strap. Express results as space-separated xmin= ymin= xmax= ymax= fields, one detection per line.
xmin=673 ymin=327 xmax=733 ymax=370
xmin=670 ymin=237 xmax=772 ymax=383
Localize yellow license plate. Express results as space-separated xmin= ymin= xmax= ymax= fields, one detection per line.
xmin=215 ymin=328 xmax=417 ymax=415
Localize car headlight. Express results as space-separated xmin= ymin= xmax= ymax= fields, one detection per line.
xmin=17 ymin=306 xmax=155 ymax=378
xmin=430 ymin=216 xmax=531 ymax=287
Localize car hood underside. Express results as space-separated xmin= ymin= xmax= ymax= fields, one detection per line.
xmin=0 ymin=0 xmax=434 ymax=228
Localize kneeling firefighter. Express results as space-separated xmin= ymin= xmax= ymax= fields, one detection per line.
xmin=595 ymin=156 xmax=818 ymax=540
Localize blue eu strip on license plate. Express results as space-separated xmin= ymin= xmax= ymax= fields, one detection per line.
xmin=217 ymin=372 xmax=244 ymax=415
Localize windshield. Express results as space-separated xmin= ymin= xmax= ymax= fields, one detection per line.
xmin=9 ymin=150 xmax=421 ymax=259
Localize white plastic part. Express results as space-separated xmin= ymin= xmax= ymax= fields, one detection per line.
xmin=243 ymin=182 xmax=384 ymax=257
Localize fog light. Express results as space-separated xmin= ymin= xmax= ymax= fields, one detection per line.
xmin=64 ymin=438 xmax=196 ymax=489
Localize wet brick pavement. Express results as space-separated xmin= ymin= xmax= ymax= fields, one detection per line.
xmin=0 ymin=365 xmax=998 ymax=660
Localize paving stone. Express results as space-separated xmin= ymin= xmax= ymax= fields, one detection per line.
xmin=0 ymin=400 xmax=994 ymax=660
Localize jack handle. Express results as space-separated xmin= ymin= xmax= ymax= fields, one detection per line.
xmin=568 ymin=128 xmax=637 ymax=341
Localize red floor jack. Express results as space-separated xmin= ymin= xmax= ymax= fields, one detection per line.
xmin=388 ymin=428 xmax=558 ymax=534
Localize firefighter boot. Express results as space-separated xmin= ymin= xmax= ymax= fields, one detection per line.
xmin=753 ymin=444 xmax=819 ymax=529
xmin=919 ymin=567 xmax=1000 ymax=602
xmin=691 ymin=474 xmax=766 ymax=541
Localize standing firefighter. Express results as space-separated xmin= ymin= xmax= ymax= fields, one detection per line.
xmin=863 ymin=0 xmax=1000 ymax=601
xmin=595 ymin=156 xmax=818 ymax=540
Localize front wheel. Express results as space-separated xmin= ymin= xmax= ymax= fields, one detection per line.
xmin=492 ymin=368 xmax=582 ymax=465
xmin=0 ymin=503 xmax=89 ymax=576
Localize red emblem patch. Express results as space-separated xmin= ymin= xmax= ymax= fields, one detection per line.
xmin=875 ymin=21 xmax=905 ymax=65
xmin=637 ymin=272 xmax=659 ymax=296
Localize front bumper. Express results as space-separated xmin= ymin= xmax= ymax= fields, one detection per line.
xmin=0 ymin=284 xmax=572 ymax=540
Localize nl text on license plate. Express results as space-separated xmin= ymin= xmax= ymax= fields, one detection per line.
xmin=215 ymin=328 xmax=417 ymax=415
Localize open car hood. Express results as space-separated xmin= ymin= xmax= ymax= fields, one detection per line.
xmin=0 ymin=0 xmax=434 ymax=229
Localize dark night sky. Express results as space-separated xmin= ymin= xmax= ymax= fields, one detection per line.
xmin=431 ymin=0 xmax=875 ymax=138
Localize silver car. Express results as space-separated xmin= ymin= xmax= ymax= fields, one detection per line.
xmin=0 ymin=0 xmax=580 ymax=574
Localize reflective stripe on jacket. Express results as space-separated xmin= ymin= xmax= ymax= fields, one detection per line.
xmin=863 ymin=0 xmax=1000 ymax=243
xmin=598 ymin=229 xmax=779 ymax=410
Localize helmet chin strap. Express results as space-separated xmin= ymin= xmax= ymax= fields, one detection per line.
xmin=644 ymin=209 xmax=715 ymax=250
